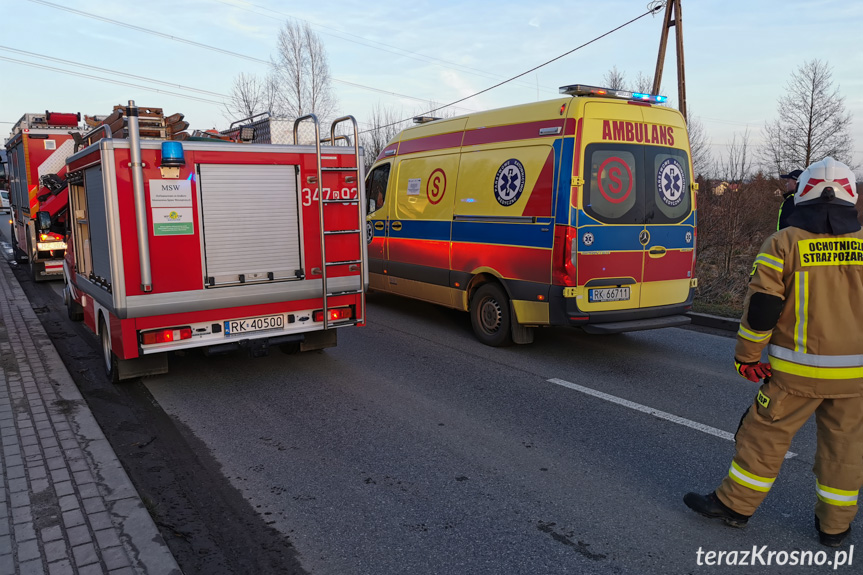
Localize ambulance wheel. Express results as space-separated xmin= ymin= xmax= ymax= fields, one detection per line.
xmin=99 ymin=317 xmax=120 ymax=384
xmin=470 ymin=283 xmax=513 ymax=347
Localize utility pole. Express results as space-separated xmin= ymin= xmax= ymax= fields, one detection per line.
xmin=652 ymin=0 xmax=687 ymax=120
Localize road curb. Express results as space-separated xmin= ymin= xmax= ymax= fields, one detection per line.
xmin=686 ymin=311 xmax=740 ymax=332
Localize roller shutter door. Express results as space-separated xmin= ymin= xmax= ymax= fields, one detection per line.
xmin=198 ymin=164 xmax=302 ymax=287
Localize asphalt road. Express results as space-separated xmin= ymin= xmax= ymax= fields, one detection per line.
xmin=2 ymin=218 xmax=853 ymax=574
xmin=145 ymin=293 xmax=841 ymax=575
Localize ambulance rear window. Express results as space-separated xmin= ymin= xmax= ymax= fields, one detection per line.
xmin=584 ymin=147 xmax=641 ymax=224
xmin=583 ymin=143 xmax=691 ymax=226
xmin=649 ymin=148 xmax=691 ymax=223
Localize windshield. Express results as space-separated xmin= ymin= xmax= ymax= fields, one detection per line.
xmin=583 ymin=143 xmax=691 ymax=225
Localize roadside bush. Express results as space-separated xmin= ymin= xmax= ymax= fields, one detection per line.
xmin=694 ymin=174 xmax=781 ymax=317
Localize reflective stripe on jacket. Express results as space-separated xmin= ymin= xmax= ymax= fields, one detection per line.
xmin=736 ymin=227 xmax=863 ymax=397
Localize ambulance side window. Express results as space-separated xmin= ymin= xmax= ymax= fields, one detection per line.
xmin=366 ymin=163 xmax=391 ymax=214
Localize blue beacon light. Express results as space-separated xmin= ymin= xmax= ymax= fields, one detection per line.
xmin=160 ymin=141 xmax=186 ymax=167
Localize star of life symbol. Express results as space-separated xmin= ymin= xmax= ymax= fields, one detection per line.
xmin=583 ymin=232 xmax=595 ymax=246
xmin=686 ymin=231 xmax=692 ymax=244
xmin=657 ymin=158 xmax=685 ymax=207
xmin=494 ymin=159 xmax=526 ymax=206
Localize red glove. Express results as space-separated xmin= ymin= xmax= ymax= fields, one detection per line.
xmin=735 ymin=360 xmax=772 ymax=383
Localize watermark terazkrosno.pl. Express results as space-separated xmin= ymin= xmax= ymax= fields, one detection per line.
xmin=695 ymin=546 xmax=854 ymax=569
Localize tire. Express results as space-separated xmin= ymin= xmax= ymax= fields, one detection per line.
xmin=11 ymin=224 xmax=27 ymax=262
xmin=470 ymin=283 xmax=513 ymax=347
xmin=99 ymin=317 xmax=120 ymax=384
xmin=279 ymin=342 xmax=301 ymax=355
xmin=64 ymin=285 xmax=84 ymax=321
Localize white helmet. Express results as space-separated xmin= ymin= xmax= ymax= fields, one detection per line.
xmin=795 ymin=156 xmax=857 ymax=206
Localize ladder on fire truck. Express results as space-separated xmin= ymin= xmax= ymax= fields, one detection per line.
xmin=293 ymin=115 xmax=365 ymax=329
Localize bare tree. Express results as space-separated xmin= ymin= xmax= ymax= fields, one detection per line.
xmin=360 ymin=103 xmax=408 ymax=172
xmin=272 ymin=21 xmax=336 ymax=122
xmin=632 ymin=72 xmax=654 ymax=94
xmin=760 ymin=59 xmax=855 ymax=174
xmin=685 ymin=109 xmax=710 ymax=178
xmin=223 ymin=72 xmax=280 ymax=122
xmin=696 ymin=131 xmax=779 ymax=313
xmin=716 ymin=131 xmax=754 ymax=185
xmin=602 ymin=66 xmax=627 ymax=90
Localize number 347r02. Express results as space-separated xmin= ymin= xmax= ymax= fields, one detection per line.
xmin=301 ymin=187 xmax=358 ymax=206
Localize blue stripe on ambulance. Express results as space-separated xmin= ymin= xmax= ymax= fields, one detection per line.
xmin=554 ymin=138 xmax=573 ymax=226
xmin=576 ymin=224 xmax=645 ymax=252
xmin=389 ymin=219 xmax=452 ymax=242
xmin=645 ymin=220 xmax=695 ymax=250
xmin=452 ymin=220 xmax=553 ymax=248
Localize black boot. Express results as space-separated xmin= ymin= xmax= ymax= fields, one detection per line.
xmin=684 ymin=492 xmax=750 ymax=528
xmin=815 ymin=516 xmax=851 ymax=548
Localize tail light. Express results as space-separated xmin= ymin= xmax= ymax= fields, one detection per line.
xmin=141 ymin=327 xmax=192 ymax=345
xmin=39 ymin=232 xmax=64 ymax=242
xmin=313 ymin=307 xmax=353 ymax=322
xmin=551 ymin=225 xmax=577 ymax=286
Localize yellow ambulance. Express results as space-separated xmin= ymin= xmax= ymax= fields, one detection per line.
xmin=364 ymin=84 xmax=696 ymax=346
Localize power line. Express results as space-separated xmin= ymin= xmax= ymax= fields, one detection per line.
xmin=213 ymin=0 xmax=560 ymax=95
xmin=363 ymin=4 xmax=665 ymax=133
xmin=0 ymin=46 xmax=229 ymax=99
xmin=0 ymin=56 xmax=225 ymax=105
xmin=22 ymin=0 xmax=478 ymax=114
xmin=26 ymin=0 xmax=267 ymax=65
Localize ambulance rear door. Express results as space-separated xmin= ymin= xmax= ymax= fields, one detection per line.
xmin=577 ymin=101 xmax=694 ymax=312
xmin=640 ymin=107 xmax=695 ymax=309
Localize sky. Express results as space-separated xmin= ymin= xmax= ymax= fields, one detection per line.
xmin=2 ymin=0 xmax=862 ymax=175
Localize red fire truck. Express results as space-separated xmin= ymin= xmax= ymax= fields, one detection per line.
xmin=63 ymin=101 xmax=367 ymax=382
xmin=4 ymin=111 xmax=81 ymax=281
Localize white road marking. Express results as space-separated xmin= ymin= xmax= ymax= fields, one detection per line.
xmin=547 ymin=378 xmax=797 ymax=459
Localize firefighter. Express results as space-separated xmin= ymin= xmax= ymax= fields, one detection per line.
xmin=776 ymin=168 xmax=803 ymax=230
xmin=684 ymin=157 xmax=863 ymax=547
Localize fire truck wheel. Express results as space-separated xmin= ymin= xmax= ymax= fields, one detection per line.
xmin=64 ymin=286 xmax=84 ymax=321
xmin=11 ymin=225 xmax=26 ymax=262
xmin=279 ymin=342 xmax=300 ymax=354
xmin=470 ymin=283 xmax=513 ymax=347
xmin=99 ymin=317 xmax=120 ymax=384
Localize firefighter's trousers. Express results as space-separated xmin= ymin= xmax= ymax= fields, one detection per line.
xmin=715 ymin=380 xmax=863 ymax=534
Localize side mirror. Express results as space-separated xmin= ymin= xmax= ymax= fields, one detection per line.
xmin=0 ymin=162 xmax=7 ymax=186
xmin=37 ymin=211 xmax=52 ymax=232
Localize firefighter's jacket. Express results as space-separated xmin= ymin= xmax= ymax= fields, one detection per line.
xmin=736 ymin=226 xmax=863 ymax=398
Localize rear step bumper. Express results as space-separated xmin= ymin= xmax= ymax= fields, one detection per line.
xmin=580 ymin=314 xmax=691 ymax=334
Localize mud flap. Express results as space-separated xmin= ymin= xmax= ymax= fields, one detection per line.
xmin=510 ymin=308 xmax=534 ymax=345
xmin=117 ymin=353 xmax=169 ymax=381
xmin=301 ymin=329 xmax=337 ymax=351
